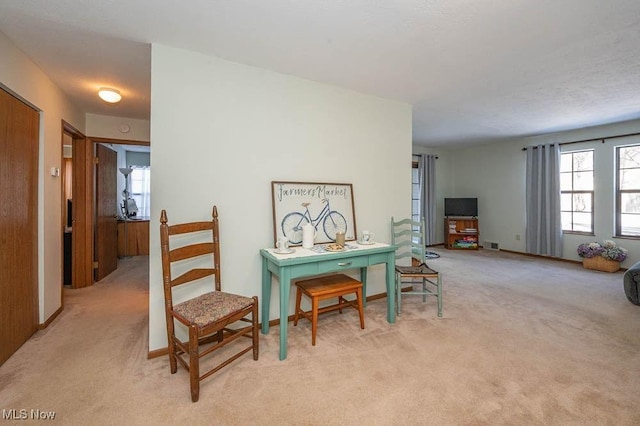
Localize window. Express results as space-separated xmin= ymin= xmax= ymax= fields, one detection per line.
xmin=560 ymin=150 xmax=594 ymax=233
xmin=412 ymin=159 xmax=420 ymax=224
xmin=129 ymin=166 xmax=150 ymax=218
xmin=616 ymin=145 xmax=640 ymax=237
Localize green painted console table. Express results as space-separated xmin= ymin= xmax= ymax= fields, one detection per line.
xmin=260 ymin=243 xmax=397 ymax=360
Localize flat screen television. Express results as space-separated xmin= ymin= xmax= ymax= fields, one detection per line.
xmin=444 ymin=198 xmax=477 ymax=217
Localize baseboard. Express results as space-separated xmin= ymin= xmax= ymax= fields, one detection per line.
xmin=498 ymin=248 xmax=578 ymax=263
xmin=496 ymin=248 xmax=628 ymax=271
xmin=147 ymin=290 xmax=391 ymax=359
xmin=427 ymin=244 xmax=627 ymax=271
xmin=148 ymin=347 xmax=169 ymax=359
xmin=39 ymin=305 xmax=63 ymax=330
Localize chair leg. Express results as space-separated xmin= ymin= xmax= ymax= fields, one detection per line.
xmin=252 ymin=296 xmax=259 ymax=360
xmin=167 ymin=338 xmax=178 ymax=374
xmin=166 ymin=318 xmax=178 ymax=374
xmin=356 ymin=287 xmax=365 ymax=329
xmin=396 ymin=272 xmax=402 ymax=315
xmin=422 ymin=278 xmax=427 ymax=303
xmin=294 ymin=287 xmax=302 ymax=326
xmin=311 ymin=297 xmax=319 ymax=346
xmin=188 ymin=326 xmax=200 ymax=403
xmin=437 ymin=273 xmax=443 ymax=318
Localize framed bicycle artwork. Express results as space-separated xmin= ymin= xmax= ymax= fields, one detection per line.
xmin=271 ymin=181 xmax=357 ymax=245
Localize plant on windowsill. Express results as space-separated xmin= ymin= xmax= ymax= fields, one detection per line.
xmin=577 ymin=240 xmax=628 ymax=272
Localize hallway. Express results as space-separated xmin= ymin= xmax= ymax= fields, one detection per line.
xmin=0 ymin=256 xmax=151 ymax=422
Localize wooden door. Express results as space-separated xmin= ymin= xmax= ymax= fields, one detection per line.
xmin=71 ymin=134 xmax=93 ymax=288
xmin=0 ymin=88 xmax=39 ymax=366
xmin=95 ymin=144 xmax=118 ymax=281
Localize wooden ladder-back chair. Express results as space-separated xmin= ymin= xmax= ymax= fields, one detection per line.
xmin=160 ymin=206 xmax=259 ymax=402
xmin=391 ymin=216 xmax=443 ymax=317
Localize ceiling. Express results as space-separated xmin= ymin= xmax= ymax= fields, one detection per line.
xmin=1 ymin=1 xmax=639 ymax=147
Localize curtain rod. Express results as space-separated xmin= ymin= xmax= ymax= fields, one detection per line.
xmin=521 ymin=131 xmax=640 ymax=151
xmin=412 ymin=155 xmax=439 ymax=167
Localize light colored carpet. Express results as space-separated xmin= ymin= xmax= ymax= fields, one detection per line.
xmin=1 ymin=249 xmax=639 ymax=425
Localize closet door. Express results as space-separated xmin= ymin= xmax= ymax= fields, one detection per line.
xmin=0 ymin=88 xmax=39 ymax=366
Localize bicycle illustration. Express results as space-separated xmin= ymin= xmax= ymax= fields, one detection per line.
xmin=281 ymin=198 xmax=347 ymax=244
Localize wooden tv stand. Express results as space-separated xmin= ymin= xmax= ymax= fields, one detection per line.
xmin=444 ymin=217 xmax=478 ymax=250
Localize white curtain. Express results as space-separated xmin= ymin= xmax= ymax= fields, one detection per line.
xmin=525 ymin=144 xmax=562 ymax=256
xmin=131 ymin=166 xmax=151 ymax=218
xmin=418 ymin=154 xmax=437 ymax=245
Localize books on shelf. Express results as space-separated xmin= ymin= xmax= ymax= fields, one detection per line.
xmin=452 ymin=229 xmax=477 ymax=234
xmin=453 ymin=238 xmax=478 ymax=248
xmin=453 ymin=235 xmax=477 ymax=248
xmin=457 ymin=236 xmax=477 ymax=242
xmin=447 ymin=220 xmax=477 ymax=234
xmin=453 ymin=243 xmax=478 ymax=249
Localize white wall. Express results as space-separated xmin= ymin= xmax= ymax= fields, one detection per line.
xmin=126 ymin=151 xmax=150 ymax=167
xmin=441 ymin=139 xmax=529 ymax=253
xmin=149 ymin=44 xmax=412 ymax=351
xmin=0 ymin=30 xmax=85 ymax=322
xmin=86 ymin=113 xmax=150 ymax=141
xmin=447 ymin=119 xmax=640 ymax=269
xmin=86 ymin=113 xmax=151 ymax=219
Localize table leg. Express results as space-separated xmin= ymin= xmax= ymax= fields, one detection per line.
xmin=360 ymin=267 xmax=368 ymax=307
xmin=386 ymin=253 xmax=396 ymax=324
xmin=278 ymin=267 xmax=291 ymax=360
xmin=261 ymin=257 xmax=271 ymax=334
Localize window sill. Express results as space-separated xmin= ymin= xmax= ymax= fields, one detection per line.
xmin=562 ymin=231 xmax=595 ymax=236
xmin=613 ymin=235 xmax=640 ymax=241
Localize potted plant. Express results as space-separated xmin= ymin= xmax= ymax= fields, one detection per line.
xmin=577 ymin=240 xmax=628 ymax=272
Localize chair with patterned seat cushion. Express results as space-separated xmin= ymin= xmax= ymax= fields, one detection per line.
xmin=391 ymin=216 xmax=443 ymax=317
xmin=160 ymin=206 xmax=259 ymax=402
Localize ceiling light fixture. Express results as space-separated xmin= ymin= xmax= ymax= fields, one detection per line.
xmin=98 ymin=87 xmax=122 ymax=103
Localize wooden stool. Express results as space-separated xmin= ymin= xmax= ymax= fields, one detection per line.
xmin=293 ymin=274 xmax=365 ymax=346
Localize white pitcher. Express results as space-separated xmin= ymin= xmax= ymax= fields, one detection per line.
xmin=302 ymin=222 xmax=317 ymax=249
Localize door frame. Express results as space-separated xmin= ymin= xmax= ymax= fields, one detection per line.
xmin=62 ymin=121 xmax=92 ymax=290
xmin=61 ymin=126 xmax=150 ymax=294
xmin=86 ymin=136 xmax=151 ymax=284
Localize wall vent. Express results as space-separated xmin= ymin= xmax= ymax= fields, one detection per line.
xmin=483 ymin=241 xmax=500 ymax=251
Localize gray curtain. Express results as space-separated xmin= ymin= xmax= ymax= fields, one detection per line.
xmin=418 ymin=154 xmax=437 ymax=245
xmin=525 ymin=143 xmax=562 ymax=256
